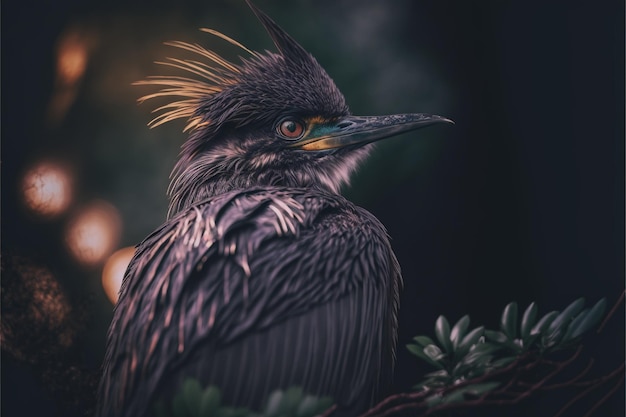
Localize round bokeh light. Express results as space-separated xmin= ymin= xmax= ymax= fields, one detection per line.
xmin=102 ymin=246 xmax=136 ymax=304
xmin=21 ymin=162 xmax=73 ymax=217
xmin=66 ymin=201 xmax=121 ymax=266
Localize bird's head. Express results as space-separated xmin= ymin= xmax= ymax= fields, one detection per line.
xmin=136 ymin=0 xmax=451 ymax=217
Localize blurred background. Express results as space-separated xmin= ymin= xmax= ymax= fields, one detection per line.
xmin=2 ymin=0 xmax=624 ymax=416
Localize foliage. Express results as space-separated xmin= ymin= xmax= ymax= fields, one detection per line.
xmin=406 ymin=298 xmax=607 ymax=400
xmin=154 ymin=382 xmax=334 ymax=417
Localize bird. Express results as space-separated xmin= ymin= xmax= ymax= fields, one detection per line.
xmin=97 ymin=1 xmax=451 ymax=416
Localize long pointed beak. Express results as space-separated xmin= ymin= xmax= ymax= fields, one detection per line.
xmin=291 ymin=113 xmax=453 ymax=151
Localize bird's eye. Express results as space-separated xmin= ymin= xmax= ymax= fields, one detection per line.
xmin=277 ymin=118 xmax=305 ymax=140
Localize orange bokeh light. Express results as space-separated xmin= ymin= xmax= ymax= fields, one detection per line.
xmin=56 ymin=29 xmax=91 ymax=86
xmin=66 ymin=201 xmax=121 ymax=266
xmin=21 ymin=162 xmax=73 ymax=217
xmin=102 ymin=246 xmax=136 ymax=304
xmin=58 ymin=42 xmax=87 ymax=85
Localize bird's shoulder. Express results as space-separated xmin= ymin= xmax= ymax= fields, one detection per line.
xmin=129 ymin=186 xmax=385 ymax=275
xmin=102 ymin=187 xmax=399 ymax=416
xmin=112 ymin=185 xmax=394 ymax=344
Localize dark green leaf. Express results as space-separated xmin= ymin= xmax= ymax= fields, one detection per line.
xmin=425 ymin=393 xmax=444 ymax=407
xmin=484 ymin=330 xmax=508 ymax=344
xmin=548 ymin=298 xmax=585 ymax=335
xmin=295 ymin=395 xmax=333 ymax=417
xmin=530 ymin=311 xmax=559 ymax=336
xmin=414 ymin=377 xmax=448 ymax=390
xmin=413 ymin=335 xmax=435 ymax=347
xmin=491 ymin=356 xmax=517 ymax=368
xmin=172 ymin=392 xmax=189 ymax=417
xmin=568 ymin=298 xmax=607 ymax=340
xmin=424 ymin=369 xmax=450 ymax=379
xmin=467 ymin=342 xmax=502 ymax=355
xmin=520 ymin=302 xmax=538 ymax=342
xmin=540 ymin=298 xmax=586 ymax=348
xmin=459 ymin=349 xmax=493 ymax=368
xmin=407 ymin=344 xmax=446 ymax=369
xmin=450 ymin=315 xmax=470 ymax=349
xmin=457 ymin=343 xmax=499 ymax=372
xmin=199 ymin=386 xmax=221 ymax=416
xmin=182 ymin=379 xmax=202 ymax=417
xmin=424 ymin=344 xmax=445 ymax=361
xmin=484 ymin=330 xmax=520 ymax=352
xmin=522 ymin=333 xmax=541 ymax=350
xmin=281 ymin=387 xmax=303 ymax=416
xmin=561 ymin=308 xmax=589 ymax=343
xmin=456 ymin=326 xmax=484 ymax=357
xmin=462 ymin=382 xmax=501 ymax=397
xmin=218 ymin=407 xmax=255 ymax=417
xmin=500 ymin=302 xmax=518 ymax=339
xmin=406 ymin=343 xmax=420 ymax=356
xmin=439 ymin=390 xmax=466 ymax=405
xmin=435 ymin=315 xmax=453 ymax=353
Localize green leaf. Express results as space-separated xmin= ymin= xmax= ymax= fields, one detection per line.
xmin=414 ymin=377 xmax=448 ymax=390
xmin=199 ymin=386 xmax=221 ymax=416
xmin=457 ymin=344 xmax=496 ymax=369
xmin=295 ymin=396 xmax=333 ymax=417
xmin=484 ymin=329 xmax=520 ymax=352
xmin=295 ymin=395 xmax=318 ymax=417
xmin=281 ymin=387 xmax=304 ymax=416
xmin=491 ymin=356 xmax=517 ymax=368
xmin=548 ymin=298 xmax=585 ymax=335
xmin=435 ymin=315 xmax=453 ymax=353
xmin=406 ymin=343 xmax=421 ymax=356
xmin=223 ymin=407 xmax=256 ymax=417
xmin=484 ymin=330 xmax=508 ymax=344
xmin=407 ymin=344 xmax=446 ymax=369
xmin=462 ymin=381 xmax=501 ymax=397
xmin=540 ymin=298 xmax=586 ymax=348
xmin=530 ymin=310 xmax=559 ymax=336
xmin=450 ymin=315 xmax=470 ymax=349
xmin=568 ymin=298 xmax=607 ymax=340
xmin=456 ymin=326 xmax=484 ymax=357
xmin=500 ymin=302 xmax=518 ymax=339
xmin=182 ymin=379 xmax=203 ymax=417
xmin=425 ymin=393 xmax=444 ymax=407
xmin=439 ymin=389 xmax=466 ymax=405
xmin=424 ymin=344 xmax=445 ymax=361
xmin=172 ymin=392 xmax=189 ymax=417
xmin=423 ymin=369 xmax=450 ymax=379
xmin=522 ymin=333 xmax=541 ymax=350
xmin=467 ymin=342 xmax=501 ymax=355
xmin=520 ymin=302 xmax=538 ymax=342
xmin=413 ymin=335 xmax=435 ymax=347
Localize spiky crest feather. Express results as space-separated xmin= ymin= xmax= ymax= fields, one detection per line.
xmin=134 ymin=32 xmax=257 ymax=132
xmin=134 ymin=0 xmax=346 ymax=135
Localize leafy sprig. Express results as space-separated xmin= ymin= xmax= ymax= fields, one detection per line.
xmin=407 ymin=298 xmax=607 ymax=396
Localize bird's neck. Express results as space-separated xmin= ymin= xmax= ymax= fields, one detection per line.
xmin=166 ymin=140 xmax=371 ymax=218
xmin=166 ymin=154 xmax=338 ymax=218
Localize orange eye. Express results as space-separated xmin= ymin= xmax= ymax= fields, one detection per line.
xmin=277 ymin=118 xmax=305 ymax=140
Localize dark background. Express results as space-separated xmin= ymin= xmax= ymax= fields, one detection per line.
xmin=2 ymin=0 xmax=624 ymax=416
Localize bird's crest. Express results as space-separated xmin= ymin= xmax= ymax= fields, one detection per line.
xmin=135 ymin=0 xmax=346 ymax=134
xmin=134 ymin=29 xmax=259 ymax=132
